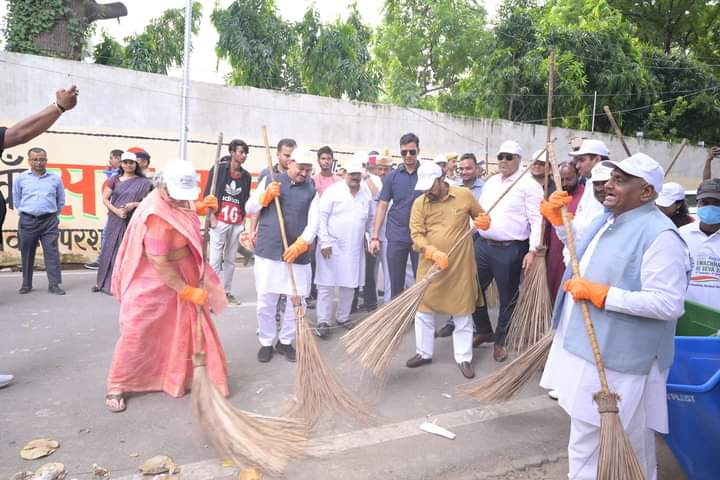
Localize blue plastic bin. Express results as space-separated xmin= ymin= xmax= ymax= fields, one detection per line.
xmin=663 ymin=336 xmax=720 ymax=480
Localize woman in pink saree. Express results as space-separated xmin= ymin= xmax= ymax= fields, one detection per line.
xmin=106 ymin=160 xmax=227 ymax=412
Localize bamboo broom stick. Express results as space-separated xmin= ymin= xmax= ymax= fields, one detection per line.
xmin=603 ymin=106 xmax=632 ymax=156
xmin=664 ymin=138 xmax=689 ymax=178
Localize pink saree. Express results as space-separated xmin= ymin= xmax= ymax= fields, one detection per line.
xmin=108 ymin=189 xmax=229 ymax=397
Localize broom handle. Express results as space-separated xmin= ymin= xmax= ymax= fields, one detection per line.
xmin=664 ymin=138 xmax=688 ymax=178
xmin=195 ymin=133 xmax=224 ymax=356
xmin=538 ymin=52 xmax=555 ymax=249
xmin=547 ymin=142 xmax=610 ymax=392
xmin=261 ymin=126 xmax=302 ymax=304
xmin=603 ymin=106 xmax=632 ymax=157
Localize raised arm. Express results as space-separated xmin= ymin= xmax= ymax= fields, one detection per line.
xmin=3 ymin=86 xmax=78 ymax=148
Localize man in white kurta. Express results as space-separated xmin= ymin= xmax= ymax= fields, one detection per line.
xmin=246 ymin=147 xmax=319 ymax=363
xmin=315 ymin=156 xmax=374 ymax=336
xmin=539 ymin=153 xmax=690 ymax=480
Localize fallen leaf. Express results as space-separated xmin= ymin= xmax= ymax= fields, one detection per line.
xmin=222 ymin=459 xmax=236 ymax=468
xmin=139 ymin=455 xmax=178 ymax=475
xmin=92 ymin=463 xmax=109 ymax=477
xmin=34 ymin=462 xmax=66 ymax=480
xmin=20 ymin=438 xmax=60 ymax=460
xmin=129 ymin=452 xmax=140 ymax=458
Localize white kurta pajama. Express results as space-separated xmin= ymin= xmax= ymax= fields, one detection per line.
xmin=540 ymin=219 xmax=690 ymax=480
xmin=247 ymin=177 xmax=320 ymax=346
xmin=315 ymin=181 xmax=374 ymax=326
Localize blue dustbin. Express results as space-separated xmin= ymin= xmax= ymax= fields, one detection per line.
xmin=663 ymin=336 xmax=720 ymax=480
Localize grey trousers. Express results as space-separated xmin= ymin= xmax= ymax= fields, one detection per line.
xmin=19 ymin=212 xmax=62 ymax=288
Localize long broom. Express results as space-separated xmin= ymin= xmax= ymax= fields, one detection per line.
xmin=341 ymin=145 xmax=552 ymax=379
xmin=545 ymin=141 xmax=645 ymax=479
xmin=260 ymin=127 xmax=371 ymax=427
xmin=506 ymin=52 xmax=556 ymax=353
xmin=192 ymin=133 xmax=307 ymax=476
xmin=664 ymin=138 xmax=689 ymax=178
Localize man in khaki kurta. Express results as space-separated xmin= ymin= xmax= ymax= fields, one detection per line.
xmin=406 ymin=162 xmax=491 ymax=379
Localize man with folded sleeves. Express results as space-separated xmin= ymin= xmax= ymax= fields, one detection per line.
xmin=539 ymin=153 xmax=690 ymax=480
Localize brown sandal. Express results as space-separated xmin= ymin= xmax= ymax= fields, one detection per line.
xmin=105 ymin=393 xmax=126 ymax=413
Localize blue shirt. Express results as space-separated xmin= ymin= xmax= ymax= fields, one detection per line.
xmin=462 ymin=177 xmax=484 ymax=201
xmin=12 ymin=170 xmax=65 ymax=216
xmin=378 ymin=162 xmax=421 ymax=243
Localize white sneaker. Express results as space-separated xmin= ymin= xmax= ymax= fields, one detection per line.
xmin=0 ymin=374 xmax=14 ymax=388
xmin=548 ymin=390 xmax=559 ymax=400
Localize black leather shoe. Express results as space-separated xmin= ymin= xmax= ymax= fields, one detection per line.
xmin=406 ymin=354 xmax=432 ymax=368
xmin=493 ymin=344 xmax=508 ymax=362
xmin=358 ymin=303 xmax=377 ymax=312
xmin=458 ymin=361 xmax=475 ymax=379
xmin=473 ymin=332 xmax=495 ymax=348
xmin=18 ymin=286 xmax=32 ymax=294
xmin=435 ymin=323 xmax=455 ymax=338
xmin=257 ymin=346 xmax=274 ymax=363
xmin=48 ymin=285 xmax=66 ymax=295
xmin=275 ymin=342 xmax=296 ymax=363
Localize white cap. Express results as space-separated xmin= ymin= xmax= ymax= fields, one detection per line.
xmin=568 ymin=139 xmax=609 ymax=158
xmin=120 ymin=152 xmax=137 ymax=162
xmin=602 ymin=153 xmax=664 ymax=193
xmin=415 ymin=161 xmax=443 ymax=191
xmin=589 ymin=164 xmax=613 ymax=183
xmin=162 ymin=159 xmax=200 ymax=200
xmin=290 ymin=147 xmax=314 ymax=165
xmin=346 ymin=152 xmax=366 ymax=174
xmin=497 ymin=140 xmax=522 ymax=156
xmin=655 ymin=182 xmax=686 ymax=207
xmin=531 ymin=148 xmax=547 ymax=163
xmin=433 ymin=153 xmax=448 ymax=165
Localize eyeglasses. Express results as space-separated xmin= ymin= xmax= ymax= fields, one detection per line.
xmin=400 ymin=149 xmax=417 ymax=157
xmin=497 ymin=154 xmax=515 ymax=161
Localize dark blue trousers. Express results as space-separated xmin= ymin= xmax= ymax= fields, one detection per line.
xmin=363 ymin=249 xmax=378 ymax=307
xmin=19 ymin=212 xmax=62 ymax=288
xmin=387 ymin=240 xmax=418 ymax=299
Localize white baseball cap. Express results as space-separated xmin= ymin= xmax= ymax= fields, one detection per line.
xmin=531 ymin=148 xmax=547 ymax=163
xmin=346 ymin=152 xmax=366 ymax=174
xmin=655 ymin=182 xmax=686 ymax=207
xmin=433 ymin=153 xmax=448 ymax=165
xmin=589 ymin=164 xmax=613 ymax=183
xmin=569 ymin=139 xmax=610 ymax=158
xmin=602 ymin=153 xmax=664 ymax=193
xmin=290 ymin=147 xmax=314 ymax=165
xmin=415 ymin=161 xmax=444 ymax=191
xmin=120 ymin=152 xmax=137 ymax=162
xmin=162 ymin=159 xmax=200 ymax=200
xmin=497 ymin=140 xmax=522 ymax=156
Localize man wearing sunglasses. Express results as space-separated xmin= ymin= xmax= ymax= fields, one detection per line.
xmin=473 ymin=140 xmax=543 ymax=362
xmin=369 ymin=133 xmax=423 ymax=298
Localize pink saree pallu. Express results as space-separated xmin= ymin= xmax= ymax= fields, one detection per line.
xmin=108 ymin=190 xmax=229 ymax=398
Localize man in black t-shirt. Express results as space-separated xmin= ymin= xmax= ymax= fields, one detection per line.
xmin=204 ymin=139 xmax=252 ymax=304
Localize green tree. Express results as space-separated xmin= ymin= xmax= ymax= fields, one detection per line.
xmin=93 ymin=3 xmax=202 ymax=74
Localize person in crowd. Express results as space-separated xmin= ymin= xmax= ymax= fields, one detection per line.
xmin=568 ymin=139 xmax=610 ymax=237
xmin=312 ymin=145 xmax=341 ymax=196
xmin=656 ymin=182 xmax=694 ymax=228
xmin=205 ymin=139 xmax=252 ymax=304
xmin=127 ymin=147 xmax=152 ymax=177
xmin=92 ymin=152 xmax=152 ymax=294
xmin=445 ymin=152 xmax=459 ymax=184
xmin=406 ymin=162 xmax=489 ymax=379
xmin=246 ymin=148 xmax=319 ymax=364
xmin=357 ymin=151 xmax=384 ymax=312
xmin=13 ymin=147 xmax=66 ymax=295
xmin=106 ymin=160 xmax=225 ymax=412
xmin=679 ymin=178 xmax=720 ymax=311
xmin=0 ymin=84 xmax=78 ymax=390
xmin=540 ymin=153 xmax=690 ymax=480
xmin=473 ymin=140 xmax=543 ymax=362
xmin=702 ymin=146 xmax=719 ymax=181
xmin=369 ymin=133 xmax=422 ymax=298
xmin=370 ymin=150 xmax=395 ymax=306
xmin=314 ymin=154 xmax=374 ymax=336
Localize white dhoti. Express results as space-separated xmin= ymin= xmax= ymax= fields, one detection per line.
xmin=316 ymin=286 xmax=355 ymax=326
xmin=415 ymin=312 xmax=472 ymax=363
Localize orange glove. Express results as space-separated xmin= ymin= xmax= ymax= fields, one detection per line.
xmin=540 ymin=191 xmax=572 ymax=227
xmin=282 ymin=237 xmax=309 ymax=263
xmin=179 ymin=285 xmax=208 ymax=305
xmin=259 ymin=181 xmax=281 ymax=208
xmin=195 ymin=195 xmax=218 ymax=215
xmin=424 ymin=245 xmax=449 ymax=270
xmin=474 ymin=213 xmax=491 ymax=231
xmin=563 ymin=277 xmax=609 ymax=309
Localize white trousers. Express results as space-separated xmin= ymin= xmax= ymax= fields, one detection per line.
xmin=568 ymin=412 xmax=657 ymax=480
xmin=257 ymin=292 xmax=302 ymax=346
xmin=415 ymin=312 xmax=472 ymax=363
xmin=209 ymin=221 xmax=244 ymax=293
xmin=316 ymin=285 xmax=355 ymax=326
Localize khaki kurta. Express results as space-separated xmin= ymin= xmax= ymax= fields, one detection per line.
xmin=410 ymin=185 xmax=484 ymax=315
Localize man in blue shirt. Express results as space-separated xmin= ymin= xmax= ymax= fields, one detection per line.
xmin=369 ymin=133 xmax=422 ymax=298
xmin=12 ymin=147 xmax=66 ymax=295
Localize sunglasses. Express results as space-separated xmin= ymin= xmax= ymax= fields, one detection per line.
xmin=497 ymin=154 xmax=515 ymax=161
xmin=400 ymin=149 xmax=417 ymax=157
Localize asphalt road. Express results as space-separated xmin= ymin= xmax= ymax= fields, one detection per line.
xmin=0 ymin=265 xmax=685 ymax=479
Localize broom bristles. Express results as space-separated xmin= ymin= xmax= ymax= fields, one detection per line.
xmin=460 ymin=331 xmax=554 ymax=402
xmin=595 ymin=391 xmax=646 ymax=480
xmin=290 ymin=307 xmax=373 ymax=427
xmin=192 ymin=355 xmax=308 ymax=476
xmin=341 ymin=276 xmax=433 ymax=378
xmin=506 ymin=248 xmax=552 ymax=353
